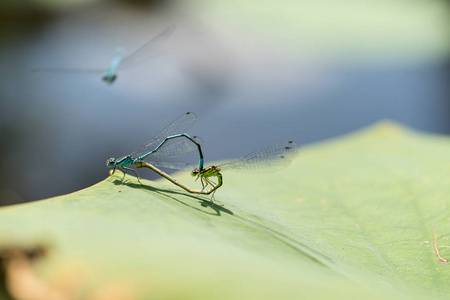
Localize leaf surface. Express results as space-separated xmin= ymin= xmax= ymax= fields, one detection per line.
xmin=0 ymin=122 xmax=449 ymax=299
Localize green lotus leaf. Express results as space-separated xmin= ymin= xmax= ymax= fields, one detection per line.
xmin=0 ymin=122 xmax=449 ymax=299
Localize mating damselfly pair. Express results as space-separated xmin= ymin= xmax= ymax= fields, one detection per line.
xmin=107 ymin=112 xmax=299 ymax=198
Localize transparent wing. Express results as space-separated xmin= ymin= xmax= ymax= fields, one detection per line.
xmin=130 ymin=112 xmax=197 ymax=159
xmin=31 ymin=68 xmax=103 ymax=74
xmin=219 ymin=141 xmax=300 ymax=173
xmin=32 ymin=25 xmax=174 ymax=75
xmin=147 ymin=136 xmax=203 ymax=159
xmin=148 ymin=161 xmax=195 ymax=171
xmin=118 ymin=24 xmax=175 ymax=71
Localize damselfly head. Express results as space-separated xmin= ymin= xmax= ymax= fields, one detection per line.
xmin=102 ymin=73 xmax=117 ymax=84
xmin=106 ymin=158 xmax=116 ymax=167
xmin=191 ymin=168 xmax=200 ymax=177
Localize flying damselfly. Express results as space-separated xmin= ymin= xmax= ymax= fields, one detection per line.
xmin=33 ymin=25 xmax=175 ymax=84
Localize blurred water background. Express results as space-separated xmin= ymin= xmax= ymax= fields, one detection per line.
xmin=0 ymin=0 xmax=449 ymax=205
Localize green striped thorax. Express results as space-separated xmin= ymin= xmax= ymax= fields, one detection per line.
xmin=106 ymin=156 xmax=134 ymax=168
xmin=191 ymin=166 xmax=221 ymax=178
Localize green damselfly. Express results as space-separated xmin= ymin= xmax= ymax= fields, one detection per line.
xmin=191 ymin=141 xmax=300 ymax=197
xmin=107 ymin=112 xmax=204 ymax=183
